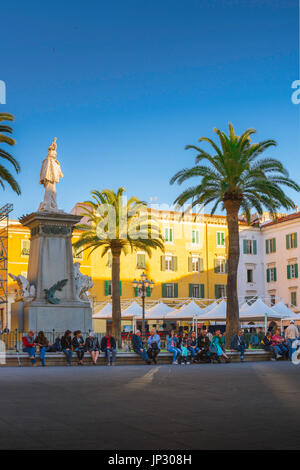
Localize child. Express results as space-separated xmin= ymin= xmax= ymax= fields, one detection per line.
xmin=180 ymin=340 xmax=190 ymax=365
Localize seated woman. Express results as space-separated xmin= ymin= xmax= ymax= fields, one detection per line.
xmin=85 ymin=332 xmax=100 ymax=365
xmin=72 ymin=330 xmax=85 ymax=366
xmin=210 ymin=330 xmax=231 ymax=363
xmin=187 ymin=332 xmax=200 ymax=362
xmin=166 ymin=330 xmax=182 ymax=365
xmin=34 ymin=331 xmax=49 ymax=367
xmin=272 ymin=328 xmax=289 ymax=360
xmin=61 ymin=330 xmax=73 ymax=366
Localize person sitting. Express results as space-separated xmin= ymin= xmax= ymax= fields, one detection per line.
xmin=34 ymin=331 xmax=49 ymax=367
xmin=147 ymin=329 xmax=161 ymax=364
xmin=196 ymin=329 xmax=211 ymax=362
xmin=187 ymin=332 xmax=200 ymax=363
xmin=166 ymin=329 xmax=182 ymax=365
xmin=230 ymin=329 xmax=246 ymax=362
xmin=22 ymin=330 xmax=36 ymax=365
xmin=48 ymin=336 xmax=62 ymax=352
xmin=101 ymin=331 xmax=117 ymax=366
xmin=261 ymin=331 xmax=276 ymax=360
xmin=180 ymin=339 xmax=190 ymax=364
xmin=72 ymin=330 xmax=85 ymax=365
xmin=257 ymin=327 xmax=265 ymax=345
xmin=85 ymin=332 xmax=100 ymax=365
xmin=249 ymin=329 xmax=260 ymax=349
xmin=132 ymin=330 xmax=151 ymax=364
xmin=272 ymin=328 xmax=289 ymax=360
xmin=210 ymin=330 xmax=231 ymax=363
xmin=284 ymin=320 xmax=299 ymax=360
xmin=61 ymin=330 xmax=73 ymax=366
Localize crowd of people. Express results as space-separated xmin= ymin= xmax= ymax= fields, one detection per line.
xmin=19 ymin=320 xmax=300 ymax=366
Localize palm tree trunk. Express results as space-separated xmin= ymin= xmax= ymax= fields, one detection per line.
xmin=111 ymin=243 xmax=122 ymax=348
xmin=224 ymin=199 xmax=241 ymax=347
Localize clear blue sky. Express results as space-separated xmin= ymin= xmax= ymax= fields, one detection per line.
xmin=1 ymin=0 xmax=299 ymax=218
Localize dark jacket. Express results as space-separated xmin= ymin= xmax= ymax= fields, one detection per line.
xmin=261 ymin=335 xmax=272 ymax=348
xmin=230 ymin=334 xmax=246 ymax=350
xmin=197 ymin=335 xmax=210 ymax=351
xmin=72 ymin=336 xmax=85 ymax=350
xmin=34 ymin=335 xmax=49 ymax=348
xmin=61 ymin=335 xmax=72 ymax=350
xmin=85 ymin=336 xmax=100 ymax=351
xmin=100 ymin=336 xmax=116 ymax=351
xmin=132 ymin=334 xmax=143 ymax=351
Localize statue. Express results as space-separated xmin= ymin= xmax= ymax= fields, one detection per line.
xmin=73 ymin=262 xmax=93 ymax=301
xmin=44 ymin=279 xmax=68 ymax=304
xmin=9 ymin=273 xmax=35 ymax=302
xmin=39 ymin=137 xmax=64 ymax=212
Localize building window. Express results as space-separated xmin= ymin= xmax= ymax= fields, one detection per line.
xmin=136 ymin=253 xmax=146 ymax=269
xmin=286 ymin=233 xmax=297 ymax=249
xmin=162 ymin=283 xmax=178 ymax=298
xmin=266 ymin=267 xmax=277 ymax=282
xmin=104 ymin=280 xmax=122 ymax=296
xmin=215 ymin=284 xmax=227 ymax=299
xmin=214 ymin=258 xmax=227 ymax=274
xmin=191 ymin=230 xmax=200 ymax=245
xmin=188 ymin=256 xmax=203 ymax=273
xmin=243 ymin=239 xmax=257 ymax=255
xmin=291 ymin=291 xmax=297 ymax=306
xmin=164 ymin=227 xmax=173 ymax=242
xmin=287 ymin=263 xmax=298 ymax=279
xmin=72 ymin=247 xmax=83 ymax=260
xmin=189 ymin=283 xmax=204 ymax=298
xmin=270 ymin=295 xmax=276 ymax=306
xmin=216 ymin=231 xmax=225 ymax=247
xmin=244 ymin=296 xmax=257 ymax=305
xmin=161 ymin=255 xmax=177 ymax=272
xmin=247 ymin=269 xmax=253 ymax=283
xmin=265 ymin=238 xmax=276 ymax=254
xmin=21 ymin=239 xmax=30 ymax=257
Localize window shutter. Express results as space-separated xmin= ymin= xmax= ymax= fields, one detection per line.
xmin=265 ymin=240 xmax=269 ymax=254
xmin=174 ymin=283 xmax=178 ymax=298
xmin=294 ymin=233 xmax=298 ymax=248
xmin=287 ymin=265 xmax=291 ymax=279
xmin=214 ymin=259 xmax=218 ymax=273
xmin=253 ymin=240 xmax=257 ymax=255
xmin=286 ymin=235 xmax=290 ymax=249
xmin=164 ymin=228 xmax=168 ymax=241
xmin=120 ymin=281 xmax=122 ymax=296
xmin=189 ymin=284 xmax=193 ymax=297
xmin=146 ymin=286 xmax=151 ymax=297
xmin=200 ymin=284 xmax=205 ymax=298
xmin=188 ymin=257 xmax=193 ymax=272
xmin=273 ymin=268 xmax=277 ymax=282
xmin=192 ymin=231 xmax=195 ymax=244
xmin=266 ymin=269 xmax=270 ymax=283
xmin=217 ymin=232 xmax=220 ymax=245
xmin=273 ymin=238 xmax=276 ymax=253
xmin=196 ymin=231 xmax=199 ymax=244
xmin=134 ymin=287 xmax=139 ymax=297
xmin=172 ymin=256 xmax=178 ymax=271
xmin=295 ymin=264 xmax=298 ymax=279
xmin=160 ymin=256 xmax=166 ymax=271
xmin=215 ymin=284 xmax=219 ymax=298
xmin=104 ymin=280 xmax=109 ymax=296
xmin=170 ymin=229 xmax=173 ymax=242
xmin=199 ymin=258 xmax=204 ymax=272
xmin=221 ymin=232 xmax=225 ymax=245
xmin=243 ymin=239 xmax=247 ymax=254
xmin=162 ymin=283 xmax=167 ymax=297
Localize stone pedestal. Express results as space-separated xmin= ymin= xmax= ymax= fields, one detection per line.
xmin=11 ymin=211 xmax=93 ymax=332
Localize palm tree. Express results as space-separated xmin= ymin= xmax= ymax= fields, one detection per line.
xmin=73 ymin=187 xmax=164 ymax=345
xmin=0 ymin=113 xmax=21 ymax=194
xmin=170 ymin=123 xmax=300 ymax=345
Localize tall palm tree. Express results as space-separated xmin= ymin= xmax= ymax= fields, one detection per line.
xmin=170 ymin=124 xmax=300 ymax=345
xmin=0 ymin=113 xmax=21 ymax=194
xmin=73 ymin=187 xmax=164 ymax=345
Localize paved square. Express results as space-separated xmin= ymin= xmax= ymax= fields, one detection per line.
xmin=0 ymin=362 xmax=299 ymax=449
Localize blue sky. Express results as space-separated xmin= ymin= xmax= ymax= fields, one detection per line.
xmin=1 ymin=0 xmax=299 ymax=217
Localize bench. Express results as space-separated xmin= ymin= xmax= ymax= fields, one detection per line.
xmin=0 ymin=349 xmax=272 ymax=366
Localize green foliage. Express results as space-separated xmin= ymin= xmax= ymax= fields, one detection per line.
xmin=0 ymin=113 xmax=21 ymax=194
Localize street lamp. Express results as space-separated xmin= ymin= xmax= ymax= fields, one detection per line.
xmin=132 ymin=273 xmax=155 ymax=337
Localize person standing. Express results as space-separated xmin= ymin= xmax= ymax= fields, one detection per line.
xmin=22 ymin=330 xmax=36 ymax=365
xmin=101 ymin=331 xmax=117 ymax=366
xmin=72 ymin=330 xmax=85 ymax=365
xmin=147 ymin=329 xmax=161 ymax=364
xmin=34 ymin=331 xmax=49 ymax=367
xmin=132 ymin=330 xmax=151 ymax=364
xmin=85 ymin=332 xmax=100 ymax=365
xmin=230 ymin=329 xmax=246 ymax=362
xmin=61 ymin=330 xmax=73 ymax=366
xmin=284 ymin=320 xmax=299 ymax=360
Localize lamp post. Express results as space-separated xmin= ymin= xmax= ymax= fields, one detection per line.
xmin=132 ymin=273 xmax=154 ymax=337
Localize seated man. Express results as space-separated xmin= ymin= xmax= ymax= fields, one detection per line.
xmin=272 ymin=328 xmax=289 ymax=360
xmin=22 ymin=330 xmax=36 ymax=365
xmin=132 ymin=330 xmax=151 ymax=364
xmin=147 ymin=329 xmax=161 ymax=364
xmin=196 ymin=329 xmax=211 ymax=362
xmin=101 ymin=331 xmax=117 ymax=366
xmin=230 ymin=329 xmax=246 ymax=362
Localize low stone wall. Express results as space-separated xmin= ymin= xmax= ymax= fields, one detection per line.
xmin=1 ymin=350 xmax=272 ymax=367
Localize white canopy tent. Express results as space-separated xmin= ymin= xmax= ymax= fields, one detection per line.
xmin=197 ymin=299 xmax=227 ymax=320
xmin=121 ymin=301 xmax=143 ymax=318
xmin=271 ymin=302 xmax=298 ymax=319
xmin=145 ymin=302 xmax=174 ymax=319
xmin=92 ymin=303 xmax=112 ymax=319
xmin=239 ymin=298 xmax=281 ymax=320
xmin=164 ymin=300 xmax=204 ymax=319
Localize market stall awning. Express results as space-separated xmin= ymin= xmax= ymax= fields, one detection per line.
xmin=164 ymin=300 xmax=203 ymax=319
xmin=93 ymin=303 xmax=112 ymax=319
